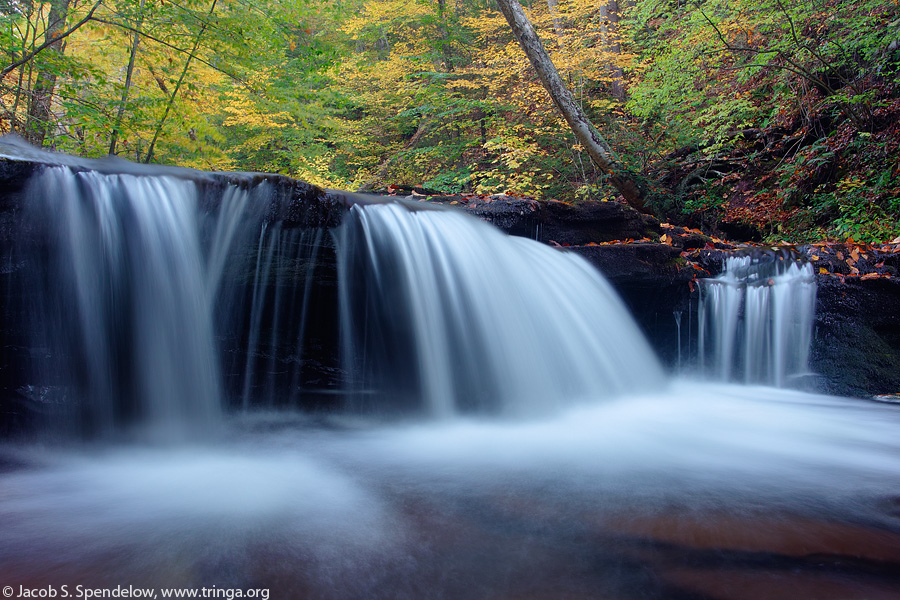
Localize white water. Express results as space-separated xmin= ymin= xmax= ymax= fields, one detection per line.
xmin=24 ymin=168 xmax=257 ymax=438
xmin=336 ymin=202 xmax=664 ymax=416
xmin=2 ymin=383 xmax=899 ymax=598
xmin=699 ymin=253 xmax=817 ymax=387
xmin=5 ymin=173 xmax=900 ymax=598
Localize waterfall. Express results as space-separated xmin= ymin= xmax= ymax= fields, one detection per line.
xmin=9 ymin=156 xmax=900 ymax=600
xmin=22 ymin=167 xmax=261 ymax=438
xmin=16 ymin=166 xmax=664 ymax=433
xmin=236 ymin=224 xmax=328 ymax=410
xmin=335 ymin=201 xmax=665 ymax=416
xmin=698 ymin=251 xmax=816 ymax=387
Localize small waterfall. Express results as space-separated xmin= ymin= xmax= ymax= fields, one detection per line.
xmin=699 ymin=251 xmax=816 ymax=387
xmin=235 ymin=224 xmax=329 ymax=409
xmin=335 ymin=201 xmax=665 ymax=416
xmin=673 ymin=311 xmax=682 ymax=370
xmin=22 ymin=167 xmax=261 ymax=438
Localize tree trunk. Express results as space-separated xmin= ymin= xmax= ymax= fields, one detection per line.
xmin=25 ymin=0 xmax=70 ymax=146
xmin=494 ymin=0 xmax=648 ymax=212
xmin=599 ymin=0 xmax=625 ymax=100
xmin=436 ymin=0 xmax=454 ymax=71
xmin=546 ymin=0 xmax=565 ymax=45
xmin=110 ymin=0 xmax=146 ymax=156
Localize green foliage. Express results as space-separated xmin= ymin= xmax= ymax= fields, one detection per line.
xmin=1 ymin=0 xmax=898 ymax=242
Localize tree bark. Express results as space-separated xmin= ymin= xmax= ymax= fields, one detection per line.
xmin=546 ymin=0 xmax=565 ymax=45
xmin=436 ymin=0 xmax=454 ymax=71
xmin=494 ymin=0 xmax=648 ymax=212
xmin=24 ymin=0 xmax=71 ymax=146
xmin=599 ymin=0 xmax=625 ymax=100
xmin=110 ymin=0 xmax=146 ymax=156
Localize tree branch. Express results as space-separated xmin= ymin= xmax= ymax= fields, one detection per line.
xmin=87 ymin=17 xmax=245 ymax=85
xmin=0 ymin=1 xmax=102 ymax=80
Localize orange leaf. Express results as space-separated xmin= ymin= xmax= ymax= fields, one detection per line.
xmin=861 ymin=273 xmax=880 ymax=280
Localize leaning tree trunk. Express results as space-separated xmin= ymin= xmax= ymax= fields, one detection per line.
xmin=494 ymin=0 xmax=648 ymax=212
xmin=25 ymin=0 xmax=70 ymax=146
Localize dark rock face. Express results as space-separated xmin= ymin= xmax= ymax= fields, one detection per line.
xmin=535 ymin=199 xmax=660 ymax=245
xmin=811 ymin=276 xmax=900 ymax=397
xmin=420 ymin=194 xmax=659 ymax=244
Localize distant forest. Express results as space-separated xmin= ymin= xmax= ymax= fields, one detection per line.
xmin=3 ymin=0 xmax=899 ymax=241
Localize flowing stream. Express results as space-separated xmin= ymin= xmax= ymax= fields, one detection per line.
xmin=1 ymin=166 xmax=898 ymax=599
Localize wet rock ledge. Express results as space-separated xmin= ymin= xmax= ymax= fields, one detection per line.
xmin=3 ymin=141 xmax=900 ymax=401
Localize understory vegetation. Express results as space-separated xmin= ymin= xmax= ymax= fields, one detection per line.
xmin=2 ymin=0 xmax=899 ymax=241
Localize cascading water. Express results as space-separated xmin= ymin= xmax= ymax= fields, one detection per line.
xmin=19 ymin=167 xmax=267 ymax=437
xmin=699 ymin=250 xmax=817 ymax=387
xmin=234 ymin=224 xmax=331 ymax=409
xmin=335 ymin=201 xmax=664 ymax=416
xmin=2 ymin=154 xmax=900 ymax=600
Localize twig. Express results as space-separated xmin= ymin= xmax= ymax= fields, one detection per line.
xmin=0 ymin=1 xmax=102 ymax=79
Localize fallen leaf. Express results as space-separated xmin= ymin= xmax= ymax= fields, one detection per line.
xmin=837 ymin=251 xmax=845 ymax=260
xmin=819 ymin=267 xmax=828 ymax=274
xmin=876 ymin=261 xmax=885 ymax=268
xmin=861 ymin=273 xmax=880 ymax=280
xmin=810 ymin=255 xmax=820 ymax=261
xmin=850 ymin=248 xmax=860 ymax=261
xmin=846 ymin=258 xmax=856 ymax=266
xmin=850 ymin=266 xmax=860 ymax=275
